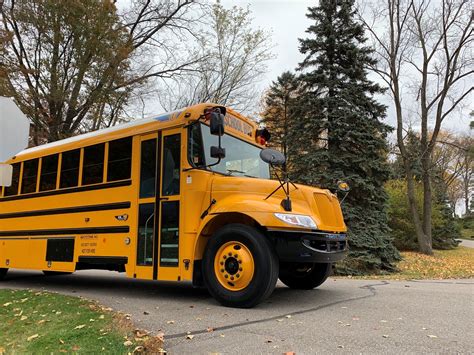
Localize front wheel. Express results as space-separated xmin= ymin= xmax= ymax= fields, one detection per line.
xmin=279 ymin=262 xmax=331 ymax=289
xmin=203 ymin=224 xmax=279 ymax=308
xmin=0 ymin=268 xmax=8 ymax=281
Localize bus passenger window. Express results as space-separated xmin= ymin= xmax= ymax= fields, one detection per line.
xmin=137 ymin=203 xmax=155 ymax=266
xmin=60 ymin=149 xmax=80 ymax=188
xmin=162 ymin=134 xmax=180 ymax=196
xmin=21 ymin=159 xmax=39 ymax=194
xmin=140 ymin=139 xmax=157 ymax=198
xmin=4 ymin=163 xmax=20 ymax=196
xmin=82 ymin=143 xmax=105 ymax=185
xmin=40 ymin=154 xmax=59 ymax=191
xmin=108 ymin=137 xmax=132 ymax=182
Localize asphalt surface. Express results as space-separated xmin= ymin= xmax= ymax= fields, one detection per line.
xmin=460 ymin=239 xmax=474 ymax=248
xmin=0 ymin=270 xmax=473 ymax=354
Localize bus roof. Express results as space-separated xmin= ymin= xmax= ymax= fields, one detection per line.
xmin=11 ymin=103 xmax=258 ymax=162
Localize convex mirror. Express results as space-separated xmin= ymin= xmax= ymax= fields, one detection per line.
xmin=260 ymin=148 xmax=286 ymax=166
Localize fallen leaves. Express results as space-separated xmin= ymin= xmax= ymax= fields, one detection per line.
xmin=27 ymin=334 xmax=39 ymax=342
xmin=133 ymin=345 xmax=145 ymax=353
xmin=155 ymin=332 xmax=165 ymax=342
xmin=74 ymin=324 xmax=86 ymax=330
xmin=134 ymin=329 xmax=149 ymax=338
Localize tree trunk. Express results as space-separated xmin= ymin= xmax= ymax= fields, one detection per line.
xmin=421 ymin=164 xmax=433 ymax=254
xmin=464 ymin=155 xmax=470 ymax=215
xmin=404 ymin=161 xmax=433 ymax=254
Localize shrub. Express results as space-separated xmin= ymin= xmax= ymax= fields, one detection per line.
xmin=386 ymin=179 xmax=460 ymax=250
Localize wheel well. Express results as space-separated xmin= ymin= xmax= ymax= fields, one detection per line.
xmin=201 ymin=212 xmax=261 ymax=237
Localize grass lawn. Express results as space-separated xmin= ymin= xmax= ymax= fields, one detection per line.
xmin=0 ymin=289 xmax=163 ymax=354
xmin=345 ymin=246 xmax=474 ymax=280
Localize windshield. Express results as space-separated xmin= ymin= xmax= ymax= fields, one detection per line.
xmin=189 ymin=123 xmax=270 ymax=179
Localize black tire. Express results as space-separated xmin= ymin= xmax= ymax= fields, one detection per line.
xmin=279 ymin=262 xmax=331 ymax=290
xmin=42 ymin=271 xmax=73 ymax=276
xmin=203 ymin=224 xmax=279 ymax=308
xmin=0 ymin=268 xmax=8 ymax=281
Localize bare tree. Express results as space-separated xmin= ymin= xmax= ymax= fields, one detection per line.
xmin=0 ymin=0 xmax=201 ymax=144
xmin=358 ymin=0 xmax=473 ymax=254
xmin=433 ymin=131 xmax=473 ymax=213
xmin=159 ymin=1 xmax=273 ymax=114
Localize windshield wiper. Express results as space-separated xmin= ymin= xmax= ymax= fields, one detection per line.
xmin=226 ymin=169 xmax=246 ymax=175
xmin=225 ymin=169 xmax=258 ymax=178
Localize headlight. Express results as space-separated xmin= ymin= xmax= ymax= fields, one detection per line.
xmin=274 ymin=213 xmax=317 ymax=229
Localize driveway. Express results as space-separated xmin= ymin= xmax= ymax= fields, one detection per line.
xmin=460 ymin=239 xmax=474 ymax=248
xmin=0 ymin=270 xmax=472 ymax=354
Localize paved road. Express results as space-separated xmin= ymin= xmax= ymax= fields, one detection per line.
xmin=460 ymin=239 xmax=474 ymax=248
xmin=0 ymin=270 xmax=473 ymax=354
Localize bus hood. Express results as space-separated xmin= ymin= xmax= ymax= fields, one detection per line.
xmin=209 ymin=176 xmax=347 ymax=233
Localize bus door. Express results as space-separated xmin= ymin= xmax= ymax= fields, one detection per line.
xmin=135 ymin=129 xmax=181 ymax=281
xmin=156 ymin=128 xmax=181 ymax=281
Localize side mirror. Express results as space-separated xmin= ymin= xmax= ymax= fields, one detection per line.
xmin=210 ymin=146 xmax=226 ymax=159
xmin=210 ymin=112 xmax=225 ymax=136
xmin=259 ymin=148 xmax=286 ymax=166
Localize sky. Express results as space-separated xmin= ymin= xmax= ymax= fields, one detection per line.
xmin=220 ymin=0 xmax=313 ymax=86
xmin=117 ymin=0 xmax=472 ymax=134
xmin=219 ymin=0 xmax=472 ymax=134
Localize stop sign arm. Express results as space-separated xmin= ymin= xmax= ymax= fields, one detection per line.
xmin=0 ymin=97 xmax=30 ymax=186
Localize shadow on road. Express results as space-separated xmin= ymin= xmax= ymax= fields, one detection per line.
xmin=0 ymin=269 xmax=335 ymax=309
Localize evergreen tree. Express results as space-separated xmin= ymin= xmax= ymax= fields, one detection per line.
xmin=261 ymin=72 xmax=301 ymax=168
xmin=296 ymin=0 xmax=400 ymax=273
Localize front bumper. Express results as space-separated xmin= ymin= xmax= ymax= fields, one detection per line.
xmin=269 ymin=230 xmax=348 ymax=263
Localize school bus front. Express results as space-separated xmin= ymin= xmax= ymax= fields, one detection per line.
xmin=0 ymin=104 xmax=347 ymax=308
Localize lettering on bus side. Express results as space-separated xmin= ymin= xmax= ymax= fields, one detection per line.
xmin=80 ymin=235 xmax=98 ymax=254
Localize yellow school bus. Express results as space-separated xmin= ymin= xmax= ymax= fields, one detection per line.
xmin=0 ymin=103 xmax=347 ymax=307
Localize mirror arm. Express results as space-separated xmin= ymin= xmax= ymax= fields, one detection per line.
xmin=339 ymin=191 xmax=350 ymax=205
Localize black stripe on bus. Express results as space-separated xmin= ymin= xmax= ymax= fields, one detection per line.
xmin=0 ymin=236 xmax=76 ymax=240
xmin=0 ymin=201 xmax=131 ymax=220
xmin=0 ymin=226 xmax=129 ymax=237
xmin=0 ymin=179 xmax=132 ymax=203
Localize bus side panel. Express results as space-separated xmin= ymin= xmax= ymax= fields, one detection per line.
xmin=0 ymin=239 xmax=32 ymax=269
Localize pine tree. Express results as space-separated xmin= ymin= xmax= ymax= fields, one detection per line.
xmin=296 ymin=0 xmax=400 ymax=273
xmin=261 ymin=72 xmax=301 ymax=168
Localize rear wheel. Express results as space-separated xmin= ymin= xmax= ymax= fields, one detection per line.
xmin=42 ymin=271 xmax=73 ymax=276
xmin=279 ymin=262 xmax=331 ymax=289
xmin=0 ymin=268 xmax=8 ymax=280
xmin=203 ymin=224 xmax=279 ymax=308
